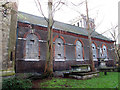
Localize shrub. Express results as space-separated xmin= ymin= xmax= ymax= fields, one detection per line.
xmin=2 ymin=77 xmax=32 ymax=89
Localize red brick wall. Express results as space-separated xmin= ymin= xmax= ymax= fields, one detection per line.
xmin=16 ymin=22 xmax=115 ymax=73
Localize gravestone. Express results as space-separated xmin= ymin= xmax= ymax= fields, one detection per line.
xmin=98 ymin=59 xmax=106 ymax=68
xmin=71 ymin=64 xmax=91 ymax=72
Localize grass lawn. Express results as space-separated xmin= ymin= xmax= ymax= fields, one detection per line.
xmin=39 ymin=72 xmax=119 ymax=88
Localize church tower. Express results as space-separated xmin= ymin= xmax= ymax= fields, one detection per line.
xmin=0 ymin=0 xmax=18 ymax=70
xmin=70 ymin=14 xmax=95 ymax=30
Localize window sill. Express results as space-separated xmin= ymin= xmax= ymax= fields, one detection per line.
xmin=24 ymin=59 xmax=40 ymax=61
xmin=76 ymin=59 xmax=84 ymax=61
xmin=55 ymin=59 xmax=65 ymax=61
xmin=93 ymin=59 xmax=98 ymax=61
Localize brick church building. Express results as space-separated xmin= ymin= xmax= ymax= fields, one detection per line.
xmin=15 ymin=11 xmax=115 ymax=73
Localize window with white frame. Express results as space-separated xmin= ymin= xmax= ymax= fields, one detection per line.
xmin=102 ymin=45 xmax=107 ymax=59
xmin=55 ymin=38 xmax=64 ymax=61
xmin=25 ymin=33 xmax=39 ymax=61
xmin=76 ymin=41 xmax=83 ymax=61
xmin=92 ymin=43 xmax=97 ymax=61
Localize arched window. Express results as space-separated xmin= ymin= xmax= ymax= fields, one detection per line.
xmin=76 ymin=41 xmax=83 ymax=61
xmin=55 ymin=38 xmax=64 ymax=61
xmin=102 ymin=45 xmax=108 ymax=60
xmin=92 ymin=43 xmax=97 ymax=61
xmin=25 ymin=33 xmax=39 ymax=61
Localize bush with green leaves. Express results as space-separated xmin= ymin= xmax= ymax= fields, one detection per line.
xmin=2 ymin=77 xmax=32 ymax=89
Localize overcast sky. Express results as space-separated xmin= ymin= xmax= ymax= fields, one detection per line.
xmin=18 ymin=0 xmax=119 ymax=39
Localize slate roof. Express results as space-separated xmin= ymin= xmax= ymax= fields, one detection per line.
xmin=17 ymin=11 xmax=112 ymax=41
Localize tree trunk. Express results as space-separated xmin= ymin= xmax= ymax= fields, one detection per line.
xmin=85 ymin=0 xmax=95 ymax=72
xmin=114 ymin=41 xmax=118 ymax=67
xmin=117 ymin=45 xmax=120 ymax=71
xmin=44 ymin=0 xmax=53 ymax=76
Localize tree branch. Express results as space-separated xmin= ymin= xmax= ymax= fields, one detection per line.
xmin=34 ymin=0 xmax=48 ymax=22
xmin=52 ymin=0 xmax=65 ymax=13
xmin=71 ymin=1 xmax=85 ymax=6
xmin=92 ymin=25 xmax=118 ymax=37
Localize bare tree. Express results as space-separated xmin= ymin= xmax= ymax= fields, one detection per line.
xmin=85 ymin=0 xmax=95 ymax=72
xmin=66 ymin=0 xmax=119 ymax=71
xmin=94 ymin=24 xmax=120 ymax=66
xmin=34 ymin=0 xmax=65 ymax=76
xmin=66 ymin=0 xmax=95 ymax=71
xmin=109 ymin=25 xmax=120 ymax=66
xmin=44 ymin=0 xmax=54 ymax=76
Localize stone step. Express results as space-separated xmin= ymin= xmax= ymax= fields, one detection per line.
xmin=64 ymin=71 xmax=99 ymax=80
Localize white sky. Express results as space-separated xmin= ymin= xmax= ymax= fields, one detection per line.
xmin=18 ymin=0 xmax=119 ymax=39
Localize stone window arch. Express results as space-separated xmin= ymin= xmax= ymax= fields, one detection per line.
xmin=92 ymin=43 xmax=97 ymax=61
xmin=55 ymin=38 xmax=65 ymax=61
xmin=25 ymin=33 xmax=40 ymax=61
xmin=76 ymin=41 xmax=83 ymax=61
xmin=102 ymin=45 xmax=108 ymax=60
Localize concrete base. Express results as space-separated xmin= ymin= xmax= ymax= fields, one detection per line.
xmin=69 ymin=73 xmax=99 ymax=80
xmin=64 ymin=71 xmax=99 ymax=80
